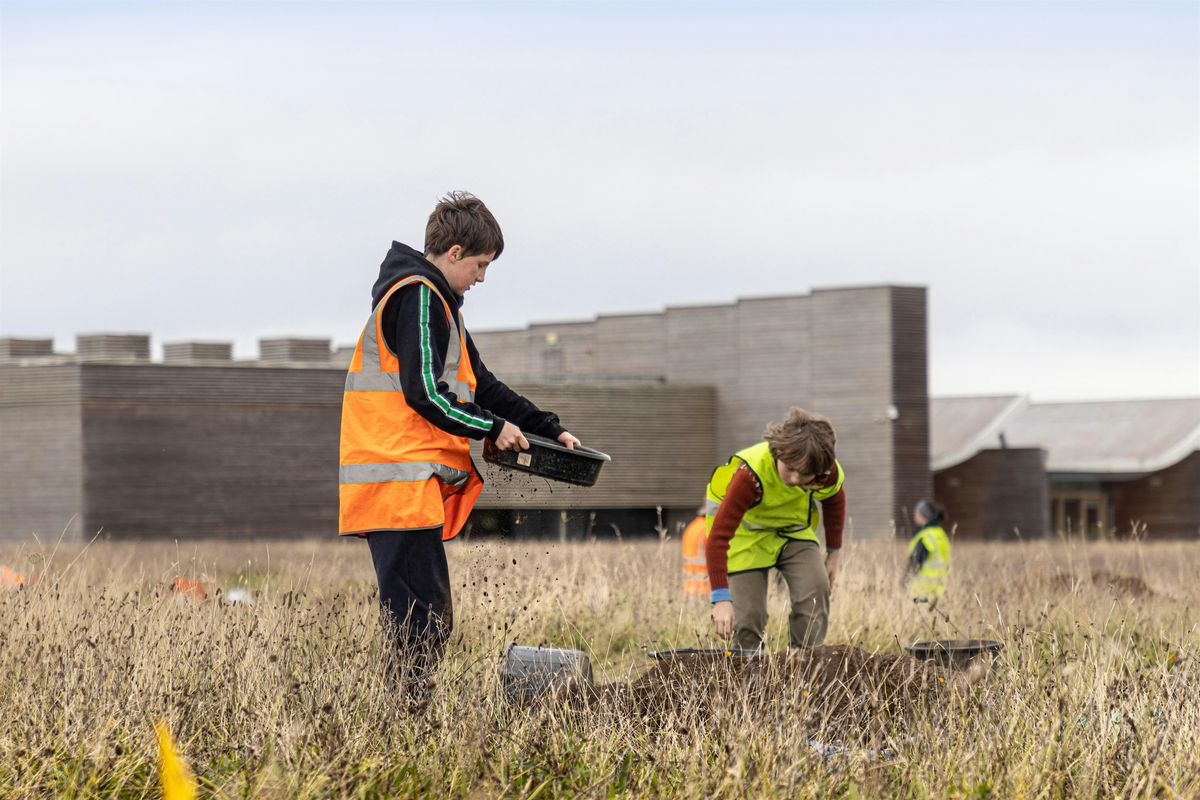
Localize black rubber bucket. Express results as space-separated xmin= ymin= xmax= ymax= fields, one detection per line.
xmin=500 ymin=644 xmax=593 ymax=703
xmin=483 ymin=434 xmax=611 ymax=487
xmin=905 ymin=639 xmax=1004 ymax=670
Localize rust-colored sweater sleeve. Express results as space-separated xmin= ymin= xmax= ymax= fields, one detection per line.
xmin=705 ymin=465 xmax=761 ymax=593
xmin=821 ymin=487 xmax=846 ymax=550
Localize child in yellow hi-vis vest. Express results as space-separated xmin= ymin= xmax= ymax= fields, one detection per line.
xmin=705 ymin=408 xmax=847 ymax=650
xmin=904 ymin=499 xmax=951 ymax=604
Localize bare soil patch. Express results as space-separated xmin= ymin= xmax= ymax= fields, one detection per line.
xmin=1049 ymin=570 xmax=1154 ymax=598
xmin=554 ymin=645 xmax=951 ymax=743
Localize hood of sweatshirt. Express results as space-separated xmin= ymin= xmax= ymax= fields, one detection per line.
xmin=370 ymin=242 xmax=461 ymax=310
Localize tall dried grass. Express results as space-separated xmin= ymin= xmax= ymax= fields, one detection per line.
xmin=0 ymin=535 xmax=1196 ymax=798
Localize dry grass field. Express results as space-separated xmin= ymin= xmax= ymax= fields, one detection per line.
xmin=0 ymin=534 xmax=1196 ymax=799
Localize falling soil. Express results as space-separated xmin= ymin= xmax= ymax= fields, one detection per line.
xmin=550 ymin=646 xmax=951 ymax=744
xmin=1050 ymin=570 xmax=1154 ymax=598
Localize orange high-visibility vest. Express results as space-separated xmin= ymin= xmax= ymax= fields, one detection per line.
xmin=339 ymin=276 xmax=484 ymax=539
xmin=681 ymin=515 xmax=710 ymax=597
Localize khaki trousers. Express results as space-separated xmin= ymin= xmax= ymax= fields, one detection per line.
xmin=728 ymin=538 xmax=829 ymax=650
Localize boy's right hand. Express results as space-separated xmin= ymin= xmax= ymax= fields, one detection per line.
xmin=711 ymin=600 xmax=734 ymax=638
xmin=495 ymin=421 xmax=530 ymax=451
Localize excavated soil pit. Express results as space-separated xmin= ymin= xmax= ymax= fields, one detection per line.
xmin=550 ymin=645 xmax=952 ymax=744
xmin=1050 ymin=570 xmax=1154 ymax=598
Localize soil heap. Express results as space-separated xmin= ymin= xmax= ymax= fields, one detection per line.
xmin=556 ymin=645 xmax=951 ymax=743
xmin=1049 ymin=570 xmax=1154 ymax=598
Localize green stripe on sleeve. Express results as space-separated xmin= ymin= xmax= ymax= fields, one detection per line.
xmin=419 ymin=284 xmax=492 ymax=432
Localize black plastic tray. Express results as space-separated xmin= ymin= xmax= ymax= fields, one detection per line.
xmin=482 ymin=433 xmax=611 ymax=487
xmin=647 ymin=647 xmax=761 ymax=659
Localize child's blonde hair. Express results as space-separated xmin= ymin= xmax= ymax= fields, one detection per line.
xmin=764 ymin=407 xmax=836 ymax=476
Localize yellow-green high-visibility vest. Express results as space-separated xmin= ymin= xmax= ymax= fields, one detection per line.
xmin=705 ymin=441 xmax=844 ymax=574
xmin=907 ymin=524 xmax=951 ymax=599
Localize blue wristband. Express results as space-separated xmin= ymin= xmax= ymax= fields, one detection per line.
xmin=710 ymin=588 xmax=731 ymax=603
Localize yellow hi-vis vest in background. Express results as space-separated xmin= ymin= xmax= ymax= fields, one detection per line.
xmin=339 ymin=275 xmax=483 ymax=539
xmin=705 ymin=441 xmax=844 ymax=575
xmin=907 ymin=524 xmax=951 ymax=599
xmin=681 ymin=515 xmax=710 ymax=597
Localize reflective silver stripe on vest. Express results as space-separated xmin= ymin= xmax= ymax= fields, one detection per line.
xmin=742 ymin=522 xmax=811 ymax=533
xmin=704 ymin=499 xmax=809 ymax=533
xmin=348 ymin=276 xmax=475 ymax=400
xmin=344 ymin=371 xmax=400 ymax=391
xmin=339 ymin=461 xmax=471 ymax=487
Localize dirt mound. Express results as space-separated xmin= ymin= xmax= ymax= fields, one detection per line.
xmin=555 ymin=645 xmax=950 ymax=743
xmin=1049 ymin=570 xmax=1153 ymax=598
xmin=1091 ymin=571 xmax=1153 ymax=597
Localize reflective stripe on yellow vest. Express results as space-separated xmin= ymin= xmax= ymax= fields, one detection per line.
xmin=339 ymin=276 xmax=484 ymax=539
xmin=705 ymin=442 xmax=845 ymax=574
xmin=681 ymin=515 xmax=710 ymax=597
xmin=907 ymin=524 xmax=951 ymax=599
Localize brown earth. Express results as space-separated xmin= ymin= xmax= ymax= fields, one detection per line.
xmin=1048 ymin=570 xmax=1154 ymax=598
xmin=551 ymin=645 xmax=951 ymax=743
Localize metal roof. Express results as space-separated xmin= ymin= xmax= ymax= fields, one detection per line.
xmin=932 ymin=395 xmax=1200 ymax=475
xmin=930 ymin=395 xmax=1027 ymax=471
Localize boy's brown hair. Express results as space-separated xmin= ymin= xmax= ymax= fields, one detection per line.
xmin=764 ymin=407 xmax=836 ymax=476
xmin=424 ymin=191 xmax=505 ymax=259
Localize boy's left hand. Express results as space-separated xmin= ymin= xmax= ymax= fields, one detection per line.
xmin=825 ymin=551 xmax=840 ymax=589
xmin=557 ymin=431 xmax=581 ymax=450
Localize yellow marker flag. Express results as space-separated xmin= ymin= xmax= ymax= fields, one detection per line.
xmin=154 ymin=720 xmax=198 ymax=800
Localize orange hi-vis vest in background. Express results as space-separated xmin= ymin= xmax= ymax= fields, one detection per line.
xmin=681 ymin=515 xmax=710 ymax=597
xmin=339 ymin=276 xmax=484 ymax=539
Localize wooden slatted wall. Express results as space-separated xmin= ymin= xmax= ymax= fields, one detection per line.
xmin=890 ymin=286 xmax=933 ymax=533
xmin=79 ymin=364 xmax=343 ymax=539
xmin=0 ymin=365 xmax=84 ymax=540
xmin=472 ymin=382 xmax=717 ymax=510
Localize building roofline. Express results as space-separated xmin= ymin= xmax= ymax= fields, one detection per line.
xmin=933 ymin=395 xmax=1200 ymax=475
xmin=473 ymin=284 xmax=924 ymax=335
xmin=1041 ymin=422 xmax=1200 ymax=475
xmin=931 ymin=394 xmax=1029 ymax=472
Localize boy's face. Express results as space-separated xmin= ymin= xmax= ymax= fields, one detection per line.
xmin=434 ymin=245 xmax=496 ymax=296
xmin=776 ymin=458 xmax=831 ymax=489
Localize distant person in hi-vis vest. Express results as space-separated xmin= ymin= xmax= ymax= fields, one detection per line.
xmin=681 ymin=505 xmax=710 ymax=598
xmin=339 ymin=192 xmax=580 ymax=697
xmin=903 ymin=499 xmax=951 ymax=605
xmin=705 ymin=408 xmax=847 ymax=650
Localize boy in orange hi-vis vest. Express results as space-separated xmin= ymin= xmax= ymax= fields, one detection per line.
xmin=681 ymin=508 xmax=710 ymax=597
xmin=340 ymin=192 xmax=580 ymax=702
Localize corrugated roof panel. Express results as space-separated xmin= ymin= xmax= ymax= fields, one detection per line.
xmin=1005 ymin=399 xmax=1200 ymax=473
xmin=932 ymin=396 xmax=1200 ymax=474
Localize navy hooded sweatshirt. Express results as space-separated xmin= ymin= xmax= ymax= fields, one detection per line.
xmin=371 ymin=242 xmax=566 ymax=442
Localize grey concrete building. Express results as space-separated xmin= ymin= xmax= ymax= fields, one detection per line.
xmin=1 ymin=284 xmax=931 ymax=541
xmin=472 ymin=285 xmax=932 ymax=539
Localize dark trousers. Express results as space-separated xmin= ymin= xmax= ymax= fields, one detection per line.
xmin=366 ymin=529 xmax=453 ymax=686
xmin=728 ymin=539 xmax=830 ymax=650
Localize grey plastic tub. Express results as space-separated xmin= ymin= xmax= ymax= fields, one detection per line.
xmin=500 ymin=644 xmax=593 ymax=703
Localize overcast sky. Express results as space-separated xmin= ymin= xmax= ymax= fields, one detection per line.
xmin=1 ymin=1 xmax=1197 ymax=401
